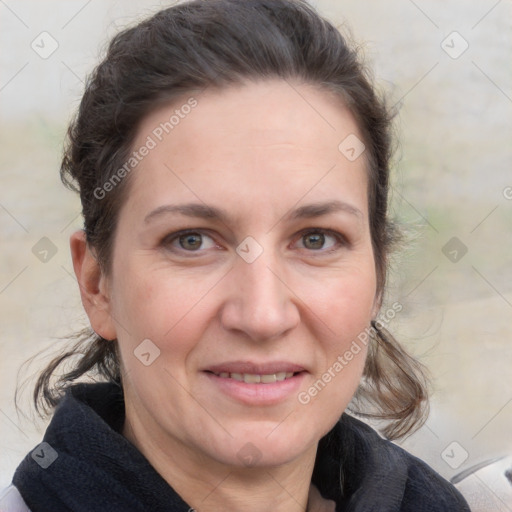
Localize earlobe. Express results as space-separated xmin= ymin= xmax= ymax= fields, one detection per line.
xmin=69 ymin=230 xmax=117 ymax=341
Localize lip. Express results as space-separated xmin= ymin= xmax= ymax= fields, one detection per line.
xmin=202 ymin=361 xmax=307 ymax=406
xmin=205 ymin=361 xmax=306 ymax=375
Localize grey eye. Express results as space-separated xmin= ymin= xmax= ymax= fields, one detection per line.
xmin=298 ymin=231 xmax=338 ymax=251
xmin=166 ymin=231 xmax=216 ymax=252
xmin=303 ymin=233 xmax=326 ymax=250
xmin=178 ymin=233 xmax=204 ymax=250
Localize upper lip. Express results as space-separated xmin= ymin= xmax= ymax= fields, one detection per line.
xmin=204 ymin=361 xmax=306 ymax=375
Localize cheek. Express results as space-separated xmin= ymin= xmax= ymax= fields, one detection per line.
xmin=110 ymin=262 xmax=218 ymax=352
xmin=302 ymin=264 xmax=375 ymax=396
xmin=311 ymin=267 xmax=377 ymax=337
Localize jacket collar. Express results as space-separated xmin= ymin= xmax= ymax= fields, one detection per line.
xmin=13 ymin=382 xmax=469 ymax=511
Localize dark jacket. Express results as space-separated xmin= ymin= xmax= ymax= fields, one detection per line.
xmin=7 ymin=382 xmax=470 ymax=511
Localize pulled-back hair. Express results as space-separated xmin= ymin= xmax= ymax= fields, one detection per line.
xmin=32 ymin=0 xmax=428 ymax=440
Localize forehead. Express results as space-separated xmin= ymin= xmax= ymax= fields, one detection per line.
xmin=124 ymin=80 xmax=369 ymax=222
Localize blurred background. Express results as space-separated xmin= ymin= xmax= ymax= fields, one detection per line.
xmin=1 ymin=0 xmax=511 ymax=504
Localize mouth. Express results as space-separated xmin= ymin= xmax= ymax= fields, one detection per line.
xmin=206 ymin=370 xmax=299 ymax=383
xmin=202 ymin=362 xmax=307 ymax=405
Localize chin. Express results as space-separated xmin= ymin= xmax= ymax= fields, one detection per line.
xmin=201 ymin=419 xmax=321 ymax=470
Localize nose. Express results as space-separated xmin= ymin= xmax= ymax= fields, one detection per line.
xmin=220 ymin=250 xmax=300 ymax=342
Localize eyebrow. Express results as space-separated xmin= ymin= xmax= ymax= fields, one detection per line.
xmin=289 ymin=200 xmax=362 ymax=220
xmin=144 ymin=200 xmax=363 ymax=224
xmin=144 ymin=203 xmax=229 ymax=224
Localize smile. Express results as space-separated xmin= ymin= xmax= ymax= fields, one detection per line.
xmin=203 ymin=364 xmax=306 ymax=405
xmin=211 ymin=371 xmax=296 ymax=383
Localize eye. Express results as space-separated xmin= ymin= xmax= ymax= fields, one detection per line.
xmin=294 ymin=229 xmax=345 ymax=252
xmin=163 ymin=230 xmax=217 ymax=252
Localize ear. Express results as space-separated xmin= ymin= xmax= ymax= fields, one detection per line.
xmin=70 ymin=230 xmax=117 ymax=341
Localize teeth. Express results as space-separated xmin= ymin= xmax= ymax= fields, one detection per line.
xmin=215 ymin=371 xmax=297 ymax=383
xmin=244 ymin=374 xmax=261 ymax=383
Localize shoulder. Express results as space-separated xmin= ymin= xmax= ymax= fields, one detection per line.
xmin=334 ymin=414 xmax=471 ymax=510
xmin=0 ymin=485 xmax=31 ymax=512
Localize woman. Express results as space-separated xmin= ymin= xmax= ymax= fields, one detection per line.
xmin=2 ymin=0 xmax=470 ymax=510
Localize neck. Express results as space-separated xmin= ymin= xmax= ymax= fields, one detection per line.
xmin=123 ymin=413 xmax=322 ymax=512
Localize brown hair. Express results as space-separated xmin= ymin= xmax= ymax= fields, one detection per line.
xmin=31 ymin=0 xmax=428 ymax=440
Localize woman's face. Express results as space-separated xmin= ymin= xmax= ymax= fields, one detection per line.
xmin=99 ymin=80 xmax=378 ymax=469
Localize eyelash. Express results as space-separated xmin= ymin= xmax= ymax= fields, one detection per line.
xmin=294 ymin=228 xmax=348 ymax=253
xmin=161 ymin=228 xmax=349 ymax=256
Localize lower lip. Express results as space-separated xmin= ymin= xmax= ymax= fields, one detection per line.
xmin=203 ymin=371 xmax=306 ymax=405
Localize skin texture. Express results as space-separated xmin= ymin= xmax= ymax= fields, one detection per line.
xmin=71 ymin=80 xmax=378 ymax=512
